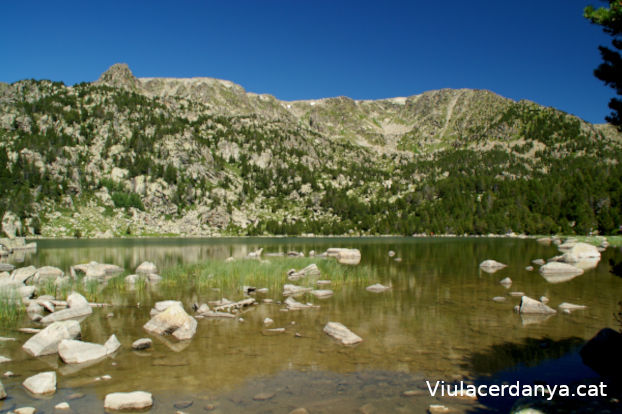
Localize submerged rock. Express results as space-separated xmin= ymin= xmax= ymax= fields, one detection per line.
xmin=366 ymin=283 xmax=391 ymax=293
xmin=23 ymin=371 xmax=56 ymax=395
xmin=310 ymin=289 xmax=334 ymax=298
xmin=519 ymin=296 xmax=557 ymax=315
xmin=558 ymin=302 xmax=587 ymax=312
xmin=285 ymin=297 xmax=319 ymax=310
xmin=323 ymin=321 xmax=362 ymax=345
xmin=104 ymin=391 xmax=153 ymax=411
xmin=23 ymin=320 xmax=81 ymax=357
xmin=499 ymin=277 xmax=512 ymax=286
xmin=71 ymin=261 xmax=123 ymax=279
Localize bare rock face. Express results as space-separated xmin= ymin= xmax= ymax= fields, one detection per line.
xmin=23 ymin=320 xmax=81 ymax=356
xmin=104 ymin=391 xmax=153 ymax=411
xmin=22 ymin=371 xmax=56 ymax=395
xmin=32 ymin=266 xmax=64 ymax=284
xmin=96 ymin=63 xmax=140 ymax=91
xmin=323 ymin=322 xmax=363 ymax=345
xmin=143 ymin=303 xmax=197 ymax=340
xmin=519 ymin=296 xmax=557 ymax=315
xmin=1 ymin=211 xmax=21 ymax=239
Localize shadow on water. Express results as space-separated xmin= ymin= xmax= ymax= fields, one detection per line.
xmin=460 ymin=336 xmax=622 ymax=413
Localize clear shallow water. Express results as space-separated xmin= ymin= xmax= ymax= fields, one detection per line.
xmin=1 ymin=237 xmax=621 ymax=413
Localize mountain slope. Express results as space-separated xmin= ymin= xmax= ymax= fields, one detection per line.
xmin=0 ymin=64 xmax=620 ymax=238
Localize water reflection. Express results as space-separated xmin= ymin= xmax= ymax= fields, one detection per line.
xmin=0 ymin=237 xmax=621 ymax=413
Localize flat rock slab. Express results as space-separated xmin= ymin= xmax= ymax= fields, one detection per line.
xmin=310 ymin=289 xmax=334 ymax=298
xmin=23 ymin=320 xmax=81 ymax=357
xmin=59 ymin=339 xmax=109 ymax=364
xmin=104 ymin=391 xmax=153 ymax=411
xmin=23 ymin=371 xmax=56 ymax=396
xmin=558 ymin=302 xmax=587 ymax=311
xmin=479 ymin=260 xmax=507 ymax=273
xmin=40 ymin=305 xmax=92 ymax=323
xmin=283 ymin=284 xmax=313 ymax=296
xmin=323 ymin=321 xmax=362 ymax=345
xmin=253 ymin=392 xmax=275 ymax=401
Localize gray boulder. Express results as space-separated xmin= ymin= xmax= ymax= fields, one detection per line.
xmin=325 ymin=248 xmax=361 ymax=265
xmin=58 ymin=334 xmax=120 ymax=364
xmin=22 ymin=320 xmax=81 ymax=356
xmin=539 ymin=262 xmax=584 ymax=277
xmin=132 ymin=338 xmax=152 ymax=350
xmin=40 ymin=292 xmax=92 ymax=323
xmin=10 ymin=266 xmax=37 ymax=284
xmin=32 ymin=266 xmax=64 ymax=284
xmin=479 ymin=260 xmax=507 ymax=273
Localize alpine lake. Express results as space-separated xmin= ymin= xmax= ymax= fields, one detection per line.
xmin=1 ymin=237 xmax=621 ymax=413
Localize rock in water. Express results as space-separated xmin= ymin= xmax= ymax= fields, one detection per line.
xmin=366 ymin=283 xmax=391 ymax=293
xmin=132 ymin=338 xmax=152 ymax=350
xmin=323 ymin=322 xmax=362 ymax=345
xmin=539 ymin=262 xmax=584 ymax=276
xmin=104 ymin=391 xmax=153 ymax=411
xmin=479 ymin=260 xmax=507 ymax=273
xmin=560 ymin=242 xmax=601 ymax=263
xmin=104 ymin=334 xmax=121 ymax=354
xmin=40 ymin=292 xmax=92 ymax=323
xmin=22 ymin=371 xmax=56 ymax=395
xmin=23 ymin=320 xmax=81 ymax=356
xmin=58 ymin=340 xmax=107 ymax=364
xmin=0 ymin=379 xmax=6 ymax=399
xmin=519 ymin=296 xmax=557 ymax=314
xmin=136 ymin=261 xmax=158 ymax=275
xmin=143 ymin=303 xmax=197 ymax=340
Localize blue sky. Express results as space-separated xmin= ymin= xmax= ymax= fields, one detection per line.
xmin=0 ymin=0 xmax=615 ymax=124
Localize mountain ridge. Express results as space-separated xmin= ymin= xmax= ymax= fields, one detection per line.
xmin=0 ymin=64 xmax=620 ymax=238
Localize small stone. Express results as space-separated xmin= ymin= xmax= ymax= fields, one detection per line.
xmin=132 ymin=338 xmax=153 ymax=350
xmin=263 ymin=299 xmax=273 ymax=303
xmin=238 ymin=318 xmax=244 ymax=323
xmin=428 ymin=404 xmax=451 ymax=414
xmin=263 ymin=318 xmax=274 ymax=326
xmin=14 ymin=407 xmax=36 ymax=414
xmin=104 ymin=391 xmax=153 ymax=411
xmin=204 ymin=403 xmax=216 ymax=411
xmin=3 ymin=371 xmax=14 ymax=377
xmin=67 ymin=392 xmax=85 ymax=400
xmin=525 ymin=266 xmax=534 ymax=271
xmin=102 ymin=375 xmax=112 ymax=380
xmin=174 ymin=400 xmax=193 ymax=409
xmin=499 ymin=277 xmax=512 ymax=286
xmin=540 ymin=296 xmax=549 ymax=304
xmin=402 ymin=389 xmax=425 ymax=396
xmin=106 ymin=312 xmax=114 ymax=318
xmin=359 ymin=402 xmax=375 ymax=414
xmin=0 ymin=356 xmax=11 ymax=363
xmin=55 ymin=402 xmax=70 ymax=410
xmin=492 ymin=296 xmax=506 ymax=302
xmin=253 ymin=392 xmax=275 ymax=401
xmin=289 ymin=409 xmax=309 ymax=414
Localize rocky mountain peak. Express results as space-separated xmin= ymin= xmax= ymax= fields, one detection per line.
xmin=96 ymin=63 xmax=139 ymax=90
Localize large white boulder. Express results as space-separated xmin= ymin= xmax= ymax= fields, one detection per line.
xmin=323 ymin=322 xmax=363 ymax=345
xmin=143 ymin=303 xmax=197 ymax=341
xmin=23 ymin=320 xmax=81 ymax=356
xmin=479 ymin=260 xmax=507 ymax=273
xmin=22 ymin=371 xmax=56 ymax=395
xmin=104 ymin=391 xmax=153 ymax=410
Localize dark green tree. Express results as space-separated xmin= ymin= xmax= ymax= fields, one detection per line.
xmin=585 ymin=1 xmax=622 ymax=129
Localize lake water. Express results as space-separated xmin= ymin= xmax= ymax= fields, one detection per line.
xmin=1 ymin=237 xmax=621 ymax=413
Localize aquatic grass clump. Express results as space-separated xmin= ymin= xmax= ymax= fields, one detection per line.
xmin=159 ymin=256 xmax=379 ymax=299
xmin=0 ymin=292 xmax=25 ymax=326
